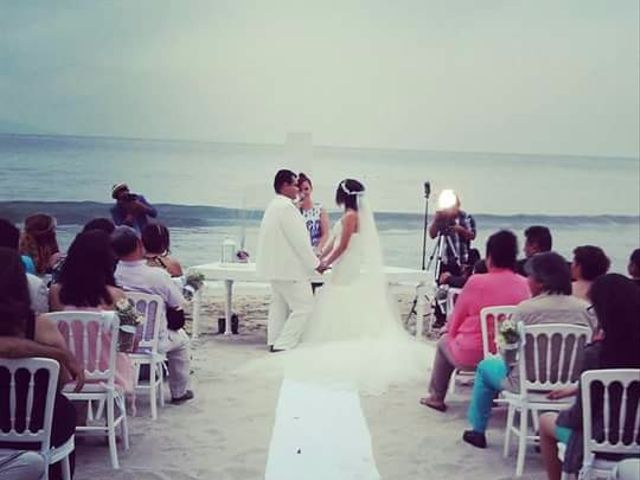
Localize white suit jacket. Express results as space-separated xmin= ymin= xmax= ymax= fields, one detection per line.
xmin=256 ymin=194 xmax=319 ymax=281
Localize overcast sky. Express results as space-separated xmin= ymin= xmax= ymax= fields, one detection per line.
xmin=1 ymin=1 xmax=638 ymax=157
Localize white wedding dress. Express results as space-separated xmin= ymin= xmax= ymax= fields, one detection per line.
xmin=281 ymin=197 xmax=432 ymax=395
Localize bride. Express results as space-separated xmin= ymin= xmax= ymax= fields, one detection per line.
xmin=281 ymin=178 xmax=431 ymax=395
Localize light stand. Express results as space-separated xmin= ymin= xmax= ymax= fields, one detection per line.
xmin=420 ymin=182 xmax=431 ymax=270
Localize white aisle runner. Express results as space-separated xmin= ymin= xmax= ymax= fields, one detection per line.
xmin=265 ymin=379 xmax=381 ymax=480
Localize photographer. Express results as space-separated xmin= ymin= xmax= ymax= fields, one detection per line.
xmin=428 ymin=193 xmax=476 ymax=278
xmin=110 ymin=183 xmax=158 ymax=233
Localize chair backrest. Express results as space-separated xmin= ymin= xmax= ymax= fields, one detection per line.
xmin=518 ymin=323 xmax=591 ymax=391
xmin=446 ymin=287 xmax=463 ymax=319
xmin=581 ymin=369 xmax=640 ymax=458
xmin=480 ymin=306 xmax=516 ymax=358
xmin=0 ymin=357 xmax=59 ymax=451
xmin=125 ymin=291 xmax=166 ymax=353
xmin=45 ymin=311 xmax=119 ymax=386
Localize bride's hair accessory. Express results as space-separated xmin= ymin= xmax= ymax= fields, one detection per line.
xmin=340 ymin=180 xmax=365 ymax=196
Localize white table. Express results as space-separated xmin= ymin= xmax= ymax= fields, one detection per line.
xmin=188 ymin=262 xmax=433 ymax=339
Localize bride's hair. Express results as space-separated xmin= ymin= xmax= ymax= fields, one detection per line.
xmin=335 ymin=179 xmax=365 ymax=211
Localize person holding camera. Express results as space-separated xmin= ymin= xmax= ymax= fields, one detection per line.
xmin=428 ymin=194 xmax=476 ymax=278
xmin=110 ymin=183 xmax=158 ymax=233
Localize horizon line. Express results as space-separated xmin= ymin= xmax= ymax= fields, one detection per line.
xmin=1 ymin=131 xmax=637 ymax=162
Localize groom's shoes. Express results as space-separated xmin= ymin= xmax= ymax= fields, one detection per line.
xmin=269 ymin=346 xmax=286 ymax=353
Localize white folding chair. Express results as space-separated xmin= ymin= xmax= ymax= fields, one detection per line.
xmin=480 ymin=305 xmax=516 ymax=359
xmin=46 ymin=311 xmax=129 ymax=469
xmin=446 ymin=287 xmax=473 ymax=394
xmin=503 ymin=323 xmax=591 ymax=477
xmin=0 ymin=357 xmax=74 ymax=480
xmin=578 ymin=369 xmax=640 ymax=480
xmin=126 ymin=292 xmax=167 ymax=420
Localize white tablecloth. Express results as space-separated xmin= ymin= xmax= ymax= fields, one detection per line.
xmin=188 ymin=262 xmax=432 ymax=338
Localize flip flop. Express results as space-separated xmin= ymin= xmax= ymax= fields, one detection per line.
xmin=419 ymin=397 xmax=448 ymax=412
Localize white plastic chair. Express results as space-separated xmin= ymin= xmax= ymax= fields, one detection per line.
xmin=503 ymin=323 xmax=591 ymax=477
xmin=0 ymin=357 xmax=74 ymax=480
xmin=480 ymin=305 xmax=516 ymax=358
xmin=126 ymin=292 xmax=167 ymax=420
xmin=578 ymin=369 xmax=640 ymax=480
xmin=445 ymin=287 xmax=472 ymax=394
xmin=45 ymin=311 xmax=129 ymax=469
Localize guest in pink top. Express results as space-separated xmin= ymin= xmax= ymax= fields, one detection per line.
xmin=49 ymin=230 xmax=135 ymax=394
xmin=421 ymin=230 xmax=531 ymax=412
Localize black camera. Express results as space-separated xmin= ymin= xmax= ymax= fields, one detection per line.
xmin=123 ymin=193 xmax=138 ymax=202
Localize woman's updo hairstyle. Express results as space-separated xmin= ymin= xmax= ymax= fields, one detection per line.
xmin=335 ymin=179 xmax=365 ymax=211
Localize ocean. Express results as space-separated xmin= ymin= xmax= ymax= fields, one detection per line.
xmin=1 ymin=133 xmax=638 ymax=274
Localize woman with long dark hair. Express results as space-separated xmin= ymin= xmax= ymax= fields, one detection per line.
xmin=49 ymin=230 xmax=134 ymax=393
xmin=19 ymin=213 xmax=62 ymax=276
xmin=0 ymin=247 xmax=78 ymax=479
xmin=141 ymin=223 xmax=183 ymax=278
xmin=539 ymin=274 xmax=640 ymax=479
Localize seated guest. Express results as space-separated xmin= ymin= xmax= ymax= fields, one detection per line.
xmin=0 ymin=218 xmax=48 ymax=314
xmin=141 ymin=223 xmax=183 ymax=278
xmin=111 ymin=226 xmax=194 ymax=404
xmin=0 ymin=450 xmax=46 ymax=480
xmin=49 ymin=230 xmax=134 ymax=394
xmin=19 ymin=213 xmax=63 ymax=278
xmin=462 ymin=252 xmax=595 ymax=448
xmin=516 ymin=225 xmax=552 ymax=276
xmin=0 ymin=248 xmax=80 ymax=480
xmin=82 ymin=217 xmax=116 ymax=234
xmin=628 ymin=248 xmax=640 ymax=287
xmin=571 ymin=245 xmax=610 ymax=301
xmin=539 ymin=274 xmax=640 ymax=479
xmin=110 ymin=183 xmax=157 ymax=233
xmin=420 ymin=230 xmax=531 ymax=412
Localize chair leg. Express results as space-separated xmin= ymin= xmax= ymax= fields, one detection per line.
xmin=516 ymin=407 xmax=528 ymax=477
xmin=107 ymin=394 xmax=120 ymax=469
xmin=118 ymin=394 xmax=130 ymax=451
xmin=531 ymin=408 xmax=540 ymax=437
xmin=448 ymin=369 xmax=457 ymax=395
xmin=504 ymin=403 xmax=515 ymax=458
xmin=150 ymin=361 xmax=157 ymax=420
xmin=158 ymin=362 xmax=165 ymax=408
xmin=61 ymin=455 xmax=72 ymax=480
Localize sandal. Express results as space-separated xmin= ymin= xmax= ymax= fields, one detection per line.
xmin=419 ymin=397 xmax=447 ymax=412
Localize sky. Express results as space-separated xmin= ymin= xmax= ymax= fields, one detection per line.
xmin=1 ymin=0 xmax=639 ymax=158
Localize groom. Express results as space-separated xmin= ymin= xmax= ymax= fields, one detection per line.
xmin=256 ymin=169 xmax=324 ymax=352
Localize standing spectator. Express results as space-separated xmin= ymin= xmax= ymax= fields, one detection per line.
xmin=571 ymin=245 xmax=610 ymax=301
xmin=628 ymin=248 xmax=640 ymax=287
xmin=516 ymin=225 xmax=552 ymax=275
xmin=141 ymin=223 xmax=183 ymax=278
xmin=420 ymin=230 xmax=530 ymax=412
xmin=111 ymin=227 xmax=194 ymax=404
xmin=110 ymin=183 xmax=157 ymax=233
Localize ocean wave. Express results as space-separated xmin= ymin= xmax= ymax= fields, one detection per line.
xmin=0 ymin=200 xmax=637 ymax=230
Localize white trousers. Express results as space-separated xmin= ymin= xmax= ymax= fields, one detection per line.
xmin=268 ymin=280 xmax=314 ymax=350
xmin=160 ymin=328 xmax=191 ymax=398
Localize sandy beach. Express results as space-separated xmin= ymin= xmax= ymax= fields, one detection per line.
xmin=73 ymin=289 xmax=547 ymax=480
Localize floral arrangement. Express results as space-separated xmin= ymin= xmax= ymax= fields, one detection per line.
xmin=497 ymin=318 xmax=521 ymax=365
xmin=497 ymin=318 xmax=521 ymax=347
xmin=183 ymin=272 xmax=205 ymax=301
xmin=115 ymin=298 xmax=142 ymax=352
xmin=185 ymin=272 xmax=205 ymax=291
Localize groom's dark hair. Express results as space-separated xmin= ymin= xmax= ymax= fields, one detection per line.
xmin=273 ymin=169 xmax=297 ymax=193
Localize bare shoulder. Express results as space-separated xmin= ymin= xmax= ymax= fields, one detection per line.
xmin=342 ymin=210 xmax=359 ymax=232
xmin=108 ymin=286 xmax=126 ymax=303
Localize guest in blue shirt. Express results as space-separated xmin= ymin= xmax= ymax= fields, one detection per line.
xmin=110 ymin=183 xmax=157 ymax=233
